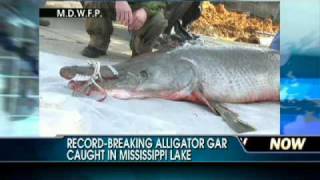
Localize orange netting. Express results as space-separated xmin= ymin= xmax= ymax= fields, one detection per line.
xmin=191 ymin=2 xmax=280 ymax=43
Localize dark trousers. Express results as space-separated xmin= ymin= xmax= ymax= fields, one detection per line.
xmin=83 ymin=2 xmax=168 ymax=56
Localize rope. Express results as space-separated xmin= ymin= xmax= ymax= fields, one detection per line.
xmin=87 ymin=60 xmax=105 ymax=93
xmin=71 ymin=60 xmax=119 ymax=101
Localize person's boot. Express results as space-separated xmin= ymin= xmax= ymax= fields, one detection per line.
xmin=81 ymin=46 xmax=106 ymax=58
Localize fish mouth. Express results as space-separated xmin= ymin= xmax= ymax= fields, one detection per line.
xmin=60 ymin=62 xmax=120 ymax=80
xmin=68 ymin=80 xmax=88 ymax=92
xmin=61 ymin=62 xmax=122 ymax=101
xmin=65 ymin=64 xmax=108 ymax=101
xmin=65 ymin=72 xmax=136 ymax=101
xmin=66 ymin=73 xmax=98 ymax=95
xmin=68 ymin=79 xmax=108 ymax=102
xmin=61 ymin=61 xmax=147 ymax=101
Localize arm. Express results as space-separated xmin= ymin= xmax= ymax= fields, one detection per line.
xmin=128 ymin=2 xmax=166 ymax=31
xmin=115 ymin=1 xmax=133 ymax=26
xmin=132 ymin=2 xmax=166 ymax=18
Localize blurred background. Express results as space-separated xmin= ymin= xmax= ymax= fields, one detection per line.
xmin=280 ymin=0 xmax=320 ymax=135
xmin=0 ymin=0 xmax=39 ymax=136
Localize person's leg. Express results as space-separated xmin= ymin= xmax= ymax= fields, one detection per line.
xmin=130 ymin=12 xmax=168 ymax=57
xmin=174 ymin=2 xmax=202 ymax=41
xmin=163 ymin=2 xmax=193 ymax=35
xmin=82 ymin=2 xmax=116 ymax=58
xmin=181 ymin=2 xmax=201 ymax=29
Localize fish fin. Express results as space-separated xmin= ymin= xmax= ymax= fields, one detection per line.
xmin=208 ymin=101 xmax=256 ymax=133
xmin=192 ymin=91 xmax=256 ymax=133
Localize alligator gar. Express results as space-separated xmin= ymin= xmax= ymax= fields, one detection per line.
xmin=60 ymin=46 xmax=280 ymax=133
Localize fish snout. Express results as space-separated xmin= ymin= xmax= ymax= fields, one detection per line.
xmin=60 ymin=67 xmax=77 ymax=80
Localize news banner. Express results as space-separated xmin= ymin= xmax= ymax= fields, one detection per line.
xmin=1 ymin=136 xmax=320 ymax=162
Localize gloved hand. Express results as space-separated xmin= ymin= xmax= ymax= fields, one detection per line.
xmin=115 ymin=1 xmax=133 ymax=26
xmin=129 ymin=8 xmax=147 ymax=31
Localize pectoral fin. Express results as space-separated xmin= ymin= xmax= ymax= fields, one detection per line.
xmin=207 ymin=101 xmax=256 ymax=133
xmin=192 ymin=92 xmax=256 ymax=133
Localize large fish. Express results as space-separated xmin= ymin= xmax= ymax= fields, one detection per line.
xmin=60 ymin=46 xmax=280 ymax=133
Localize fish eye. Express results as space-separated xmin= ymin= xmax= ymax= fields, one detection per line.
xmin=140 ymin=70 xmax=148 ymax=79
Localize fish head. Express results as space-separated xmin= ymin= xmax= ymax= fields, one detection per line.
xmin=100 ymin=62 xmax=182 ymax=98
xmin=60 ymin=58 xmax=195 ymax=99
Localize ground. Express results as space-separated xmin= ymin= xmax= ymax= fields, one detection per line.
xmin=39 ymin=18 xmax=279 ymax=136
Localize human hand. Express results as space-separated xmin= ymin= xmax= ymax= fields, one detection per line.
xmin=129 ymin=8 xmax=147 ymax=31
xmin=115 ymin=1 xmax=133 ymax=26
